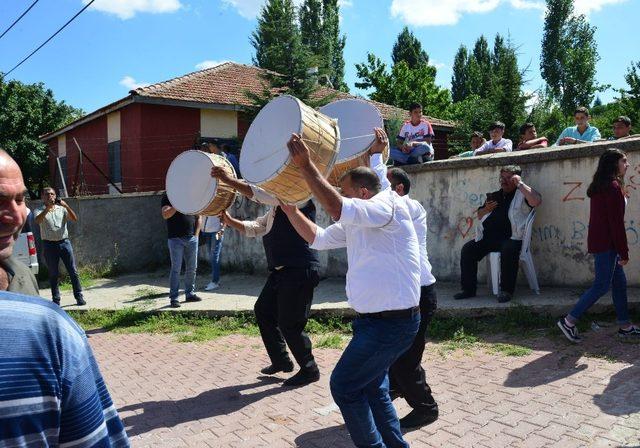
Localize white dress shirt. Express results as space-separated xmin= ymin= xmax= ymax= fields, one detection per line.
xmin=310 ymin=187 xmax=421 ymax=313
xmin=371 ymin=154 xmax=437 ymax=287
xmin=473 ymin=138 xmax=513 ymax=155
xmin=241 ymin=186 xmax=279 ymax=238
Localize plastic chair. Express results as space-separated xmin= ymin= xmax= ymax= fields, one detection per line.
xmin=487 ymin=209 xmax=540 ymax=295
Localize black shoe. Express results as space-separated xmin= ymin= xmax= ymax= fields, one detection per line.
xmin=557 ymin=318 xmax=581 ymax=343
xmin=497 ymin=291 xmax=512 ymax=303
xmin=75 ymin=296 xmax=86 ymax=306
xmin=170 ymin=300 xmax=181 ymax=308
xmin=260 ymin=362 xmax=294 ymax=375
xmin=453 ymin=291 xmax=475 ymax=300
xmin=389 ymin=389 xmax=402 ymax=401
xmin=185 ymin=294 xmax=202 ymax=302
xmin=399 ymin=409 xmax=439 ymax=429
xmin=617 ymin=326 xmax=640 ymax=339
xmin=52 ymin=298 xmax=61 ymax=306
xmin=282 ymin=368 xmax=320 ymax=387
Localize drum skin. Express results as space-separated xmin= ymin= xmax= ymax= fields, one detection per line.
xmin=319 ymin=98 xmax=388 ymax=186
xmin=165 ymin=150 xmax=237 ymax=216
xmin=240 ymin=95 xmax=340 ymax=204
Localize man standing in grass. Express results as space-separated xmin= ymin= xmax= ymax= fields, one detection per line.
xmin=35 ymin=186 xmax=85 ymax=305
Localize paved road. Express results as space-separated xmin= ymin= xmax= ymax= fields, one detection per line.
xmin=90 ymin=328 xmax=640 ymax=447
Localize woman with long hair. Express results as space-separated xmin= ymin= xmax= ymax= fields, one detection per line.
xmin=558 ymin=148 xmax=639 ymax=342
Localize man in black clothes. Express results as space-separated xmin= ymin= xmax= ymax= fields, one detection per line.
xmin=211 ymin=168 xmax=320 ymax=387
xmin=453 ymin=166 xmax=542 ymax=302
xmin=161 ymin=193 xmax=202 ymax=308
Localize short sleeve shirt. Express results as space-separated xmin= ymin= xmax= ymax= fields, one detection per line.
xmin=554 ymin=125 xmax=601 ymax=145
xmin=397 ymin=119 xmax=434 ymax=143
xmin=161 ymin=193 xmax=197 ymax=239
xmin=474 ymin=138 xmax=513 ymax=155
xmin=35 ymin=205 xmax=68 ymax=241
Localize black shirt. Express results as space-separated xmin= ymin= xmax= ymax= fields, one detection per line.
xmin=481 ymin=189 xmax=515 ymax=242
xmin=161 ymin=193 xmax=197 ymax=239
xmin=262 ymin=201 xmax=319 ymax=270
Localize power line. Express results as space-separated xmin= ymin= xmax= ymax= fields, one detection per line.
xmin=0 ymin=0 xmax=39 ymax=41
xmin=4 ymin=0 xmax=96 ymax=77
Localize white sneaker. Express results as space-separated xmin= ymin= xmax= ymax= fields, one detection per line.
xmin=204 ymin=282 xmax=219 ymax=291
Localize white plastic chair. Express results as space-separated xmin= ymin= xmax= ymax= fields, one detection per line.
xmin=487 ymin=209 xmax=540 ymax=295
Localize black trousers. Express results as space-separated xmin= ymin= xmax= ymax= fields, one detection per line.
xmin=254 ymin=267 xmax=319 ymax=370
xmin=460 ymin=238 xmax=523 ymax=294
xmin=389 ymin=284 xmax=438 ymax=414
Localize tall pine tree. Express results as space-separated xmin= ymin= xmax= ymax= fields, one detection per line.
xmin=248 ymin=0 xmax=317 ymax=112
xmin=451 ymin=46 xmax=469 ymax=102
xmin=540 ymin=0 xmax=600 ymax=115
xmin=392 ymin=27 xmax=429 ymax=69
xmin=490 ymin=37 xmax=526 ymax=138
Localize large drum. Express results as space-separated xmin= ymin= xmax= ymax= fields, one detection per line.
xmin=319 ymin=99 xmax=388 ymax=186
xmin=165 ymin=150 xmax=237 ymax=216
xmin=240 ymin=95 xmax=340 ymax=204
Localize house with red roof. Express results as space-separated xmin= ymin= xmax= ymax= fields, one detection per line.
xmin=41 ymin=62 xmax=455 ymax=196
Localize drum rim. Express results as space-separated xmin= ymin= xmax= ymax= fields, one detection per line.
xmin=166 ymin=150 xmax=237 ymax=215
xmin=240 ymin=95 xmax=304 ymax=185
xmin=319 ymin=98 xmax=384 ymax=163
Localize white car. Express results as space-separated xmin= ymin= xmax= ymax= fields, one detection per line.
xmin=14 ymin=208 xmax=39 ymax=275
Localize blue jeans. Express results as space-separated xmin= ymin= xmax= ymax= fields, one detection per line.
xmin=167 ymin=236 xmax=198 ymax=300
xmin=43 ymin=239 xmax=83 ymax=301
xmin=205 ymin=232 xmax=223 ymax=283
xmin=569 ymin=250 xmax=630 ymax=325
xmin=390 ymin=144 xmax=433 ymax=164
xmin=330 ymin=312 xmax=420 ymax=448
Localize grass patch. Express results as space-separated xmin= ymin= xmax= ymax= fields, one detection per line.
xmin=314 ymin=334 xmax=348 ymax=349
xmin=486 ymin=343 xmax=532 ymax=357
xmin=59 ymin=259 xmax=121 ymax=291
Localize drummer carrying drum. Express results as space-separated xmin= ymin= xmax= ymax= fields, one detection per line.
xmin=210 ymin=168 xmax=321 ymax=387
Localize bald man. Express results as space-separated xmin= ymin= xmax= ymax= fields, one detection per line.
xmin=0 ymin=149 xmax=39 ymax=295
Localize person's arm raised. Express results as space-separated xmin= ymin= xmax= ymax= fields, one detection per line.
xmin=287 ymin=134 xmax=343 ymax=220
xmin=211 ymin=167 xmax=254 ymax=199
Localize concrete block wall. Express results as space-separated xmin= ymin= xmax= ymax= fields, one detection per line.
xmin=32 ymin=137 xmax=640 ymax=287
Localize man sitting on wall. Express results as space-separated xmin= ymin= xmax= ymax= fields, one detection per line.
xmin=516 ymin=123 xmax=548 ymax=150
xmin=474 ymin=122 xmax=513 ymax=155
xmin=609 ymin=116 xmax=637 ymax=140
xmin=453 ymin=165 xmax=542 ymax=303
xmin=554 ymin=107 xmax=601 ymax=146
xmin=391 ymin=102 xmax=435 ymax=165
xmin=450 ymin=131 xmax=485 ymax=159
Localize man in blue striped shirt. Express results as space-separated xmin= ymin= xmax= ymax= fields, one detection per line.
xmin=0 ymin=291 xmax=130 ymax=447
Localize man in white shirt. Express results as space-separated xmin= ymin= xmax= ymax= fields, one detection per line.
xmin=280 ymin=129 xmax=420 ymax=448
xmin=210 ymin=169 xmax=321 ymax=387
xmin=474 ymin=121 xmax=513 ymax=156
xmin=369 ymin=154 xmax=439 ymax=429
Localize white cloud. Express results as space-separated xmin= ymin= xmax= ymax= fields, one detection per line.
xmin=85 ymin=0 xmax=182 ymax=20
xmin=119 ymin=76 xmax=150 ymax=90
xmin=195 ymin=60 xmax=229 ymax=70
xmin=222 ymin=0 xmax=351 ymax=20
xmin=574 ymin=0 xmax=627 ymax=15
xmin=390 ymin=0 xmax=623 ymax=26
xmin=430 ymin=60 xmax=447 ymax=70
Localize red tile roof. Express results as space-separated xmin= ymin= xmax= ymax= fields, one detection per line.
xmin=42 ymin=61 xmax=454 ymax=141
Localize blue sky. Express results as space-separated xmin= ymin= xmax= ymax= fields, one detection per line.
xmin=1 ymin=0 xmax=636 ymax=114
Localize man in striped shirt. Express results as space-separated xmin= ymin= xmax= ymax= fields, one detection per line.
xmin=0 ymin=292 xmax=130 ymax=447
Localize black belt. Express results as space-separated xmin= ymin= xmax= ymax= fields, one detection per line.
xmin=356 ymin=306 xmax=419 ymax=319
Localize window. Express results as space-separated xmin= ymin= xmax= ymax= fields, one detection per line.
xmin=108 ymin=141 xmax=122 ymax=183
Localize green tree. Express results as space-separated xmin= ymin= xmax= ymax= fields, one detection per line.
xmin=391 ymin=27 xmax=429 ymax=69
xmin=451 ymin=46 xmax=469 ymax=102
xmin=355 ymin=29 xmax=450 ymax=117
xmin=540 ymin=0 xmax=601 ymax=115
xmin=0 ymin=77 xmax=83 ymax=197
xmin=248 ymin=0 xmax=320 ymax=113
xmin=619 ymin=60 xmax=640 ymax=124
xmin=489 ymin=36 xmax=527 ymax=138
xmin=471 ymin=35 xmax=493 ymax=97
xmin=299 ymin=0 xmax=347 ymax=91
xmin=446 ymin=94 xmax=498 ymax=154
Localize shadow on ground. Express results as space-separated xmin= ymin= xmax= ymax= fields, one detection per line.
xmin=294 ymin=425 xmax=352 ymax=448
xmin=503 ymin=328 xmax=640 ymax=416
xmin=119 ymin=376 xmax=287 ymax=437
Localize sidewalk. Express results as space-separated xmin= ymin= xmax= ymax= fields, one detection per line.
xmin=45 ymin=270 xmax=640 ymax=317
